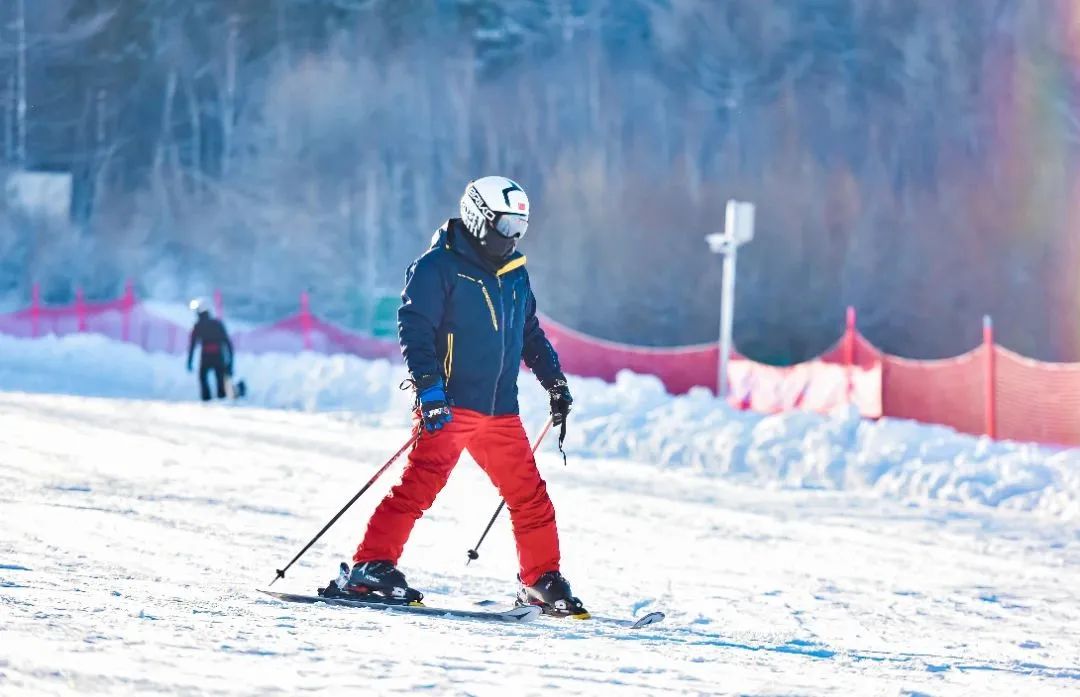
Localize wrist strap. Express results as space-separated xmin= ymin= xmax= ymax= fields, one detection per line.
xmin=557 ymin=419 xmax=567 ymax=466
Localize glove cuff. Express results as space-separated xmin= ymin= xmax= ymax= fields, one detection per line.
xmin=542 ymin=373 xmax=568 ymax=392
xmin=413 ymin=374 xmax=443 ymax=392
xmin=413 ymin=374 xmax=451 ymax=406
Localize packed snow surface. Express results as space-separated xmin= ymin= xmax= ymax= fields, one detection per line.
xmin=2 ymin=333 xmax=1078 ymax=520
xmin=1 ymin=334 xmax=1078 ymax=695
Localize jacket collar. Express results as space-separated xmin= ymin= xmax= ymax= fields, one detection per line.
xmin=435 ymin=218 xmax=526 ymax=277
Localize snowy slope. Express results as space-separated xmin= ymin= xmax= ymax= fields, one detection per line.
xmin=2 ymin=333 xmax=1078 ymax=519
xmin=1 ymin=336 xmax=1079 ymax=695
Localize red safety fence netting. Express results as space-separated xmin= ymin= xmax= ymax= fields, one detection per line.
xmin=2 ymin=291 xmax=1079 ymax=447
xmin=539 ymin=315 xmax=721 ymax=393
xmin=995 ymin=346 xmax=1080 ymax=446
xmin=728 ymin=359 xmax=882 ymax=416
xmin=234 ymin=314 xmax=400 ymax=361
xmin=540 ymin=315 xmax=882 ymax=416
xmin=881 ymin=349 xmax=986 ymax=437
xmin=819 ymin=330 xmax=883 ymax=370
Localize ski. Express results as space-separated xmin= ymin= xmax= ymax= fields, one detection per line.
xmin=537 ymin=609 xmax=665 ymax=629
xmin=611 ymin=611 xmax=666 ymax=629
xmin=473 ymin=599 xmax=665 ymax=629
xmin=259 ymin=589 xmax=541 ymax=623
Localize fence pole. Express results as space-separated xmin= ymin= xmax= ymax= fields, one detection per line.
xmin=844 ymin=306 xmax=856 ymax=403
xmin=30 ymin=282 xmax=40 ymax=338
xmin=121 ymin=280 xmax=134 ymax=343
xmin=76 ymin=287 xmax=87 ymax=332
xmin=983 ymin=315 xmax=996 ymax=439
xmin=214 ymin=289 xmax=224 ymax=319
xmin=300 ymin=291 xmax=312 ymax=350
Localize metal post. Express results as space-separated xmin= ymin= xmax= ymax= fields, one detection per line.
xmin=718 ymin=239 xmax=737 ymax=398
xmin=708 ymin=200 xmax=755 ymax=398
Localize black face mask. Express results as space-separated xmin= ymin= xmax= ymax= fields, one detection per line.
xmin=479 ymin=232 xmax=517 ymax=261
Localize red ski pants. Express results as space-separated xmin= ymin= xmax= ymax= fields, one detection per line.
xmin=353 ymin=408 xmax=560 ymax=586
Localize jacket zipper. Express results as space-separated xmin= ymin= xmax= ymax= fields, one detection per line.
xmin=480 ymin=286 xmax=499 ymax=332
xmin=457 ymin=269 xmax=510 ymax=415
xmin=457 ymin=273 xmax=499 ymax=332
xmin=443 ymin=332 xmax=454 ymax=383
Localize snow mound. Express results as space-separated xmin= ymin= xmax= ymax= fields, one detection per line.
xmin=1 ymin=333 xmax=1077 ymax=520
xmin=555 ymin=372 xmax=1079 ymax=520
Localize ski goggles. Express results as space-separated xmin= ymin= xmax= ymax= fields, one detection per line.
xmin=492 ymin=213 xmax=529 ymax=240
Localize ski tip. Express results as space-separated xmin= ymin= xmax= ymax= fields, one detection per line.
xmin=257 ymin=589 xmax=290 ymax=602
xmin=506 ymin=605 xmax=543 ymax=621
xmin=629 ymin=611 xmax=666 ymax=629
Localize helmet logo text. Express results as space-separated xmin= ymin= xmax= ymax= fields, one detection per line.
xmin=467 ymin=186 xmax=497 ymax=222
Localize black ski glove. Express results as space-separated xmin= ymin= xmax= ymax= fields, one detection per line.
xmin=544 ymin=375 xmax=572 ymax=464
xmin=414 ymin=374 xmax=453 ymax=433
xmin=546 ymin=377 xmax=573 ymax=426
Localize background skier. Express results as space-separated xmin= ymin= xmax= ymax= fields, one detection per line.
xmin=341 ymin=176 xmax=585 ymax=618
xmin=186 ymin=298 xmax=235 ymax=402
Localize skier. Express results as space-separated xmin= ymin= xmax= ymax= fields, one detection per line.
xmin=340 ymin=176 xmax=585 ymax=618
xmin=186 ymin=298 xmax=235 ymax=402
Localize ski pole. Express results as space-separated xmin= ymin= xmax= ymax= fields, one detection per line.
xmin=270 ymin=432 xmax=419 ymax=586
xmin=466 ymin=417 xmax=554 ymax=564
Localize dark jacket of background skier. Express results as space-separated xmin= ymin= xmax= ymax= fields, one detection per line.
xmin=398 ymin=218 xmax=562 ymax=415
xmin=188 ymin=314 xmax=234 ymax=371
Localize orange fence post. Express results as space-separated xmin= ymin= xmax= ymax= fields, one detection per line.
xmin=30 ymin=283 xmax=40 ymax=338
xmin=76 ymin=287 xmax=87 ymax=332
xmin=300 ymin=291 xmax=313 ymax=350
xmin=121 ymin=280 xmax=134 ymax=343
xmin=214 ymin=289 xmax=224 ymax=319
xmin=983 ymin=315 xmax=996 ymax=438
xmin=844 ymin=306 xmax=856 ymax=403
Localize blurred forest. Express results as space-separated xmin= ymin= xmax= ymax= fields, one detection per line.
xmin=0 ymin=0 xmax=1078 ymax=362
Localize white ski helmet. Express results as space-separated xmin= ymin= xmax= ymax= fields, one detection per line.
xmin=459 ymin=176 xmax=530 ymax=257
xmin=189 ymin=297 xmax=212 ymax=316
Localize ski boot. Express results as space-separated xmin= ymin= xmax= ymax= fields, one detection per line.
xmin=321 ymin=561 xmax=424 ymax=604
xmin=516 ymin=571 xmax=590 ymax=619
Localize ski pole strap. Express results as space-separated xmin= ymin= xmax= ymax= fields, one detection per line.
xmin=557 ymin=419 xmax=567 ymax=466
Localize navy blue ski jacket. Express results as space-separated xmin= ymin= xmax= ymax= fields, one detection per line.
xmin=398 ymin=218 xmax=563 ymax=415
